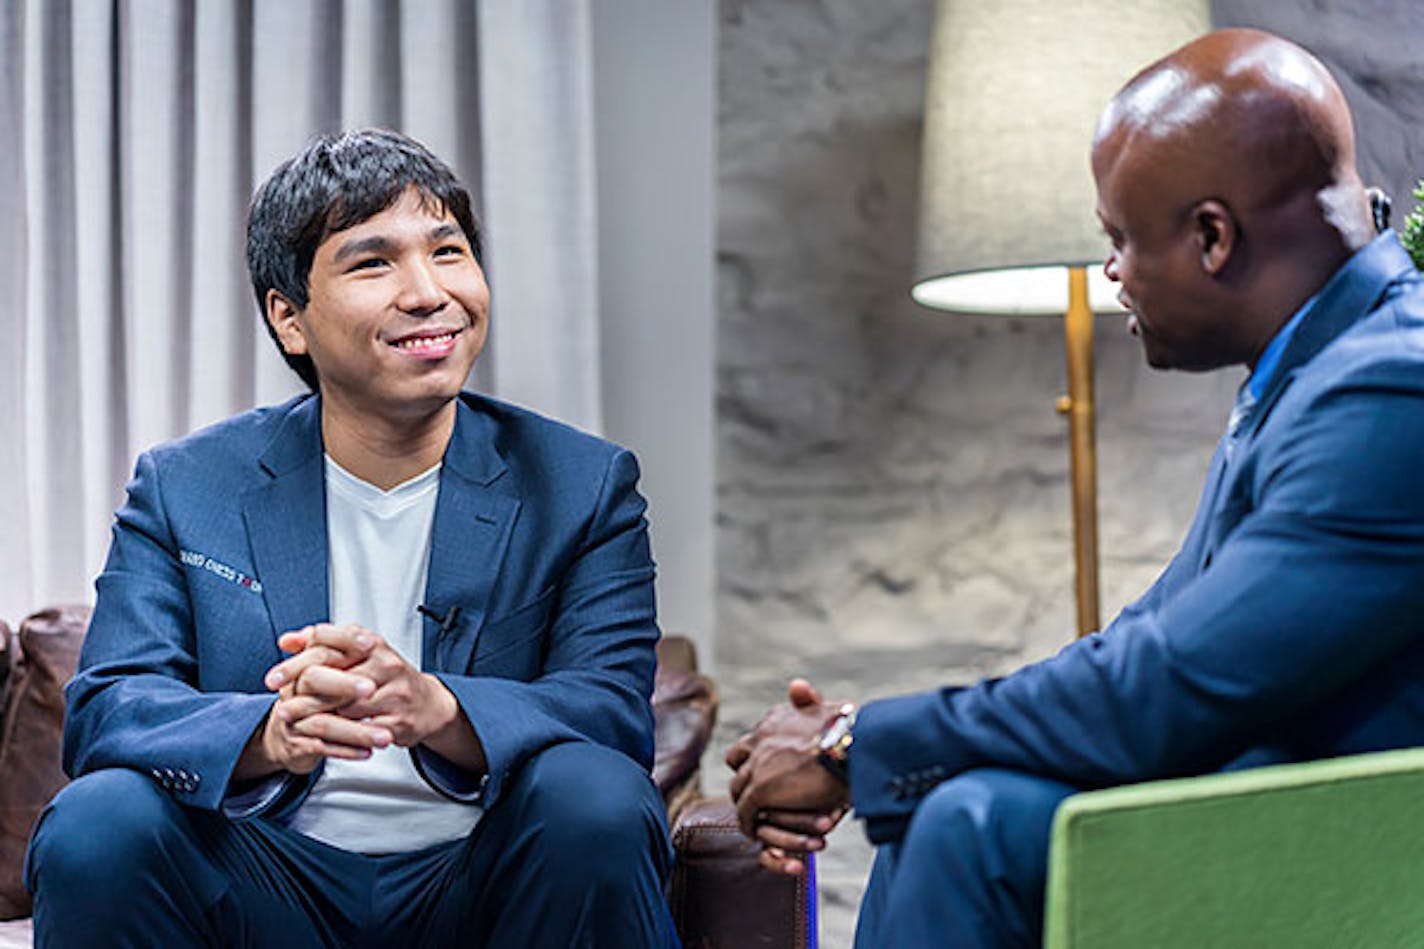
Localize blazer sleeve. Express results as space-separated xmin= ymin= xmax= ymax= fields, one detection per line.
xmin=848 ymin=361 xmax=1424 ymax=841
xmin=62 ymin=451 xmax=281 ymax=814
xmin=427 ymin=448 xmax=659 ymax=810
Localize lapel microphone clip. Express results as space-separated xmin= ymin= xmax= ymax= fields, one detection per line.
xmin=417 ymin=604 xmax=463 ymax=640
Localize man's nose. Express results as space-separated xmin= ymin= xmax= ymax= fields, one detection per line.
xmin=397 ymin=261 xmax=449 ymax=314
xmin=1103 ymin=250 xmax=1121 ymax=282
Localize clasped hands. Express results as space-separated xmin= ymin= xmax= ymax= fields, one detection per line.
xmin=238 ymin=623 xmax=466 ymax=779
xmin=726 ymin=678 xmax=854 ymax=876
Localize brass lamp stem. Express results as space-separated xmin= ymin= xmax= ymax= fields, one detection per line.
xmin=1063 ymin=267 xmax=1100 ymax=636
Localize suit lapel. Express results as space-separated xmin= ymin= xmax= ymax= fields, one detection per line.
xmin=1244 ymin=234 xmax=1412 ymax=444
xmin=1189 ymin=437 xmax=1231 ymax=573
xmin=243 ymin=397 xmax=330 ymax=640
xmin=1194 ymin=234 xmax=1414 ymax=573
xmin=421 ymin=398 xmax=522 ymax=672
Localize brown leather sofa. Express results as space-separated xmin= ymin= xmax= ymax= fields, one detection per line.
xmin=0 ymin=607 xmax=813 ymax=947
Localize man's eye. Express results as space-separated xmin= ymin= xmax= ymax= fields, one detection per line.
xmin=434 ymin=245 xmax=465 ymax=259
xmin=348 ymin=257 xmax=388 ymax=272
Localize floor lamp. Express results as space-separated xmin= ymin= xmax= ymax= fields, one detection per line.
xmin=909 ymin=0 xmax=1209 ymax=638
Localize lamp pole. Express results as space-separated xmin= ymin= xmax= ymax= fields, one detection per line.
xmin=910 ymin=0 xmax=1208 ymax=640
xmin=1057 ymin=267 xmax=1100 ymax=637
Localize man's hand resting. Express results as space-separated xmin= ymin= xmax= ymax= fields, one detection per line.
xmin=726 ymin=678 xmax=853 ymax=876
xmin=235 ymin=623 xmax=486 ymax=780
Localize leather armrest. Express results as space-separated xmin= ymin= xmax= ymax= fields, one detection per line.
xmin=0 ymin=606 xmax=89 ymax=920
xmin=669 ymin=796 xmax=816 ymax=948
xmin=652 ymin=635 xmax=718 ymax=821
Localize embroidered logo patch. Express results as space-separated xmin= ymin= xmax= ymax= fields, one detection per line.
xmin=179 ymin=550 xmax=264 ymax=593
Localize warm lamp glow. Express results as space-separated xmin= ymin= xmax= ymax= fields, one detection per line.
xmin=911 ymin=264 xmax=1120 ymax=316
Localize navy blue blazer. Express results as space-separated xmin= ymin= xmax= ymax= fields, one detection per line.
xmin=850 ymin=233 xmax=1424 ymax=842
xmin=63 ymin=392 xmax=660 ymax=817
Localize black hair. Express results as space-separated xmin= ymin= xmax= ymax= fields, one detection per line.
xmin=245 ymin=128 xmax=484 ymax=390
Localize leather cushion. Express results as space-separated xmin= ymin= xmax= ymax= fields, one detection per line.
xmin=652 ymin=635 xmax=717 ymax=797
xmin=0 ymin=606 xmax=87 ymax=920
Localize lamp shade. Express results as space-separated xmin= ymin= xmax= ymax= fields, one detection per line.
xmin=912 ymin=0 xmax=1211 ymax=315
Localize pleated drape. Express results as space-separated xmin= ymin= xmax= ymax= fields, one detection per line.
xmin=1 ymin=0 xmax=493 ymax=620
xmin=477 ymin=0 xmax=604 ymax=432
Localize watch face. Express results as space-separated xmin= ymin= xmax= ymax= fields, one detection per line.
xmin=819 ymin=708 xmax=855 ymax=760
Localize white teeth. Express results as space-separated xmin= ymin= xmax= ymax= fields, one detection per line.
xmin=395 ymin=332 xmax=456 ymax=351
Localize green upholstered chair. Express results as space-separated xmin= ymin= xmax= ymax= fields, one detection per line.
xmin=1043 ymin=747 xmax=1424 ymax=948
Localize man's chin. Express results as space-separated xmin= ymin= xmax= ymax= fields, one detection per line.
xmin=383 ymin=368 xmax=472 ymax=416
xmin=1139 ymin=343 xmax=1175 ymax=371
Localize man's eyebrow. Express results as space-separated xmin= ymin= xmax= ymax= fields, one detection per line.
xmin=330 ymin=224 xmax=463 ymax=264
xmin=331 ymin=235 xmax=396 ymax=264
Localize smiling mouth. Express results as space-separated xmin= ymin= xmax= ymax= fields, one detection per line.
xmin=389 ymin=328 xmax=461 ymax=357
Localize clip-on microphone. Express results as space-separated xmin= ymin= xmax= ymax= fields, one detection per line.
xmin=417 ymin=604 xmax=463 ymax=640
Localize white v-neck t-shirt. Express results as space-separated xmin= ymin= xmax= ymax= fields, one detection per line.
xmin=285 ymin=456 xmax=483 ymax=853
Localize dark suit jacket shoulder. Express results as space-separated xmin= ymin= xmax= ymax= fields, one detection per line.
xmin=849 ymin=233 xmax=1424 ymax=842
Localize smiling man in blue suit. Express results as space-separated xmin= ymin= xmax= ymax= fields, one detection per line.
xmin=25 ymin=129 xmax=677 ymax=947
xmin=729 ymin=28 xmax=1424 ymax=949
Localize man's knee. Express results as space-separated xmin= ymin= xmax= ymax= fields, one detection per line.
xmin=901 ymin=768 xmax=1073 ymax=873
xmin=456 ymin=744 xmax=675 ymax=943
xmin=858 ymin=769 xmax=1076 ymax=947
xmin=27 ymin=768 xmax=184 ymax=893
xmin=506 ymin=742 xmax=668 ymax=867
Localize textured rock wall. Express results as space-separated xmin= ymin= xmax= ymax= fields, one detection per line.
xmin=715 ymin=3 xmax=1424 ymax=942
xmin=716 ymin=0 xmax=1424 ymax=702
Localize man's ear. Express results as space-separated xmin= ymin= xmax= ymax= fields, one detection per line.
xmin=1192 ymin=199 xmax=1237 ymax=276
xmin=265 ymin=290 xmax=308 ymax=355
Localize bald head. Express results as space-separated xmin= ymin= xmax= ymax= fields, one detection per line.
xmin=1097 ymin=29 xmax=1368 ymax=244
xmin=1092 ymin=29 xmax=1374 ymax=372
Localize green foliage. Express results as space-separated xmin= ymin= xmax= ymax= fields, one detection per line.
xmin=1402 ymin=179 xmax=1424 ymax=270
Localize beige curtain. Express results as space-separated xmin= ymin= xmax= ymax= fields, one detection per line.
xmin=0 ymin=0 xmax=491 ymax=621
xmin=2 ymin=0 xmax=681 ymax=630
xmin=477 ymin=0 xmax=604 ymax=432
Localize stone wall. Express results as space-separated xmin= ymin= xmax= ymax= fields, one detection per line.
xmin=714 ymin=4 xmax=1424 ymax=940
xmin=716 ymin=0 xmax=1424 ymax=700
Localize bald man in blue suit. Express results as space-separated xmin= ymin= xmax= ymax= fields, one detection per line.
xmin=729 ymin=29 xmax=1424 ymax=949
xmin=26 ymin=130 xmax=677 ymax=947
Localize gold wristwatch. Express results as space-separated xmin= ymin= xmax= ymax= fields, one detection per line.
xmin=816 ymin=703 xmax=857 ymax=784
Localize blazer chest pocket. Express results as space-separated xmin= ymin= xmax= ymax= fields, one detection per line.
xmin=469 ymin=589 xmax=556 ymax=680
